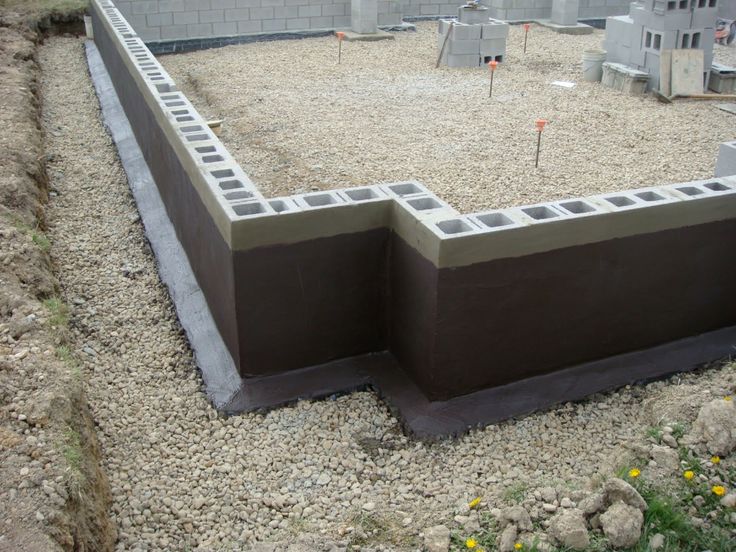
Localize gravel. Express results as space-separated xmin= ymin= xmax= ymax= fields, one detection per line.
xmin=160 ymin=23 xmax=736 ymax=213
xmin=41 ymin=34 xmax=736 ymax=551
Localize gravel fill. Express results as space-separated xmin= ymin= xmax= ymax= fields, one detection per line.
xmin=41 ymin=34 xmax=736 ymax=551
xmin=160 ymin=23 xmax=736 ymax=213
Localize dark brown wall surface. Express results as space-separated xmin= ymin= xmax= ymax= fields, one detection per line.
xmin=427 ymin=219 xmax=736 ymax=400
xmin=92 ymin=9 xmax=241 ymax=365
xmin=387 ymin=234 xmax=438 ymax=392
xmin=233 ymin=228 xmax=390 ymax=377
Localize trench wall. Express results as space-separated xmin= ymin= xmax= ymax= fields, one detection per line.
xmin=91 ymin=0 xmax=736 ymax=407
xmin=111 ymin=0 xmax=630 ymax=42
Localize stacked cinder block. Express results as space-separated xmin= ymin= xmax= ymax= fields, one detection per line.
xmin=438 ymin=7 xmax=509 ymax=68
xmin=603 ymin=0 xmax=718 ymax=92
xmin=709 ymin=63 xmax=736 ymax=94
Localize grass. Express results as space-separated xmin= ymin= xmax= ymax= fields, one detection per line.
xmin=43 ymin=296 xmax=69 ymax=330
xmin=345 ymin=511 xmax=418 ymax=549
xmin=31 ymin=230 xmax=51 ymax=252
xmin=56 ymin=344 xmax=81 ymax=379
xmin=502 ymin=482 xmax=528 ymax=504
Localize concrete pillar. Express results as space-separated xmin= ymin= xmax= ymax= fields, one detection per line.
xmin=551 ymin=0 xmax=579 ymax=27
xmin=351 ymin=0 xmax=378 ymax=35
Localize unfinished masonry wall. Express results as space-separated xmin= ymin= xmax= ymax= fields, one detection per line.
xmin=91 ymin=0 xmax=736 ymax=430
xmin=112 ymin=0 xmax=630 ymax=42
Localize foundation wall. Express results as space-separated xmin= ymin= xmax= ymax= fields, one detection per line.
xmin=112 ymin=0 xmax=630 ymax=42
xmin=91 ymin=0 xmax=736 ymax=412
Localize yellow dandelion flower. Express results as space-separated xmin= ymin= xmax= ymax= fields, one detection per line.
xmin=725 ymin=396 xmax=732 ymax=401
xmin=465 ymin=538 xmax=478 ymax=549
xmin=514 ymin=543 xmax=523 ymax=550
xmin=628 ymin=468 xmax=641 ymax=478
xmin=468 ymin=497 xmax=482 ymax=509
xmin=711 ymin=456 xmax=721 ymax=464
xmin=683 ymin=470 xmax=695 ymax=480
xmin=712 ymin=485 xmax=726 ymax=497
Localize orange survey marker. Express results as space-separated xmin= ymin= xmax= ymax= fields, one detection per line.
xmin=488 ymin=60 xmax=498 ymax=98
xmin=523 ymin=23 xmax=530 ymax=53
xmin=535 ymin=119 xmax=547 ymax=167
xmin=336 ymin=31 xmax=345 ymax=64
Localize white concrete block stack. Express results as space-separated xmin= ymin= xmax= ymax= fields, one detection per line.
xmin=437 ymin=6 xmax=509 ymax=68
xmin=603 ymin=0 xmax=718 ymax=92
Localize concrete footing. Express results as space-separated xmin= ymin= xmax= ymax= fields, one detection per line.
xmin=342 ymin=29 xmax=394 ymax=41
xmin=537 ymin=20 xmax=594 ymax=35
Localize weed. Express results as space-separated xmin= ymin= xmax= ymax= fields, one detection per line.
xmin=645 ymin=425 xmax=663 ymax=444
xmin=670 ymin=423 xmax=686 ymax=441
xmin=31 ymin=230 xmax=51 ymax=252
xmin=43 ymin=297 xmax=69 ymax=329
xmin=503 ymin=482 xmax=528 ymax=504
xmin=346 ymin=511 xmax=417 ymax=548
xmin=56 ymin=345 xmax=81 ymax=379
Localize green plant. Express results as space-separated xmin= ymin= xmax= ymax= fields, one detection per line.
xmin=31 ymin=230 xmax=51 ymax=252
xmin=43 ymin=297 xmax=69 ymax=329
xmin=503 ymin=482 xmax=528 ymax=504
xmin=646 ymin=425 xmax=663 ymax=444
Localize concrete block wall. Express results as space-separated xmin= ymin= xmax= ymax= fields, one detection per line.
xmin=114 ymin=0 xmax=631 ymax=41
xmin=92 ymin=0 xmax=736 ymax=433
xmin=605 ymin=0 xmax=718 ymax=91
xmin=478 ymin=0 xmax=629 ymax=21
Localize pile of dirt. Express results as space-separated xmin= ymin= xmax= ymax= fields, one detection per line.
xmin=0 ymin=5 xmax=115 ymax=551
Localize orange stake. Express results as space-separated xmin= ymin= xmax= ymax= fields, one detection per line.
xmin=535 ymin=119 xmax=547 ymax=168
xmin=336 ymin=31 xmax=345 ymax=63
xmin=523 ymin=23 xmax=530 ymax=53
xmin=488 ymin=60 xmax=498 ymax=98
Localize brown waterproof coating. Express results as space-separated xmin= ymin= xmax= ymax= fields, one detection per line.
xmin=92 ymin=1 xmax=736 ymax=434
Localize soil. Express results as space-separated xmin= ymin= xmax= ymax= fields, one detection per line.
xmin=0 ymin=5 xmax=115 ymax=552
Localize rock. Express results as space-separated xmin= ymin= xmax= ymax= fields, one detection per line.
xmin=540 ymin=487 xmax=557 ymax=503
xmin=689 ymin=398 xmax=736 ymax=455
xmin=560 ymin=497 xmax=574 ymax=508
xmin=548 ymin=509 xmax=589 ymax=550
xmin=361 ymin=502 xmax=375 ymax=512
xmin=599 ymin=502 xmax=644 ymax=549
xmin=603 ymin=478 xmax=647 ymax=511
xmin=661 ymin=434 xmax=678 ymax=448
xmin=649 ymin=533 xmax=665 ymax=550
xmin=503 ymin=505 xmax=532 ymax=531
xmin=649 ymin=445 xmax=680 ymax=471
xmin=497 ymin=524 xmax=517 ymax=552
xmin=542 ymin=503 xmax=557 ymax=514
xmin=316 ymin=473 xmax=331 ymax=485
xmin=720 ymin=493 xmax=736 ymax=508
xmin=578 ymin=492 xmax=604 ymax=515
xmin=424 ymin=525 xmax=450 ymax=552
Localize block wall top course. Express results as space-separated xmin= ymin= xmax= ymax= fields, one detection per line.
xmin=98 ymin=0 xmax=736 ymax=270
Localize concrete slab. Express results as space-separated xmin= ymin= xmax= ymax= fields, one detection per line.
xmin=715 ymin=103 xmax=736 ymax=116
xmin=671 ymin=48 xmax=705 ymax=96
xmin=537 ymin=19 xmax=594 ymax=35
xmin=342 ymin=29 xmax=394 ymax=41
